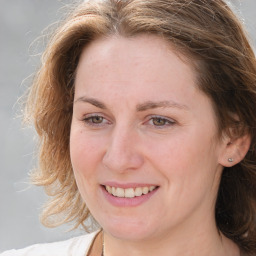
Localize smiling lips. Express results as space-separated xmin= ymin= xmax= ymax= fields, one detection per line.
xmin=104 ymin=185 xmax=157 ymax=198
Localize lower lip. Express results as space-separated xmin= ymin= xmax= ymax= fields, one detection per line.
xmin=100 ymin=186 xmax=159 ymax=207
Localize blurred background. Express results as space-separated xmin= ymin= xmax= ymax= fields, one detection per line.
xmin=0 ymin=0 xmax=255 ymax=252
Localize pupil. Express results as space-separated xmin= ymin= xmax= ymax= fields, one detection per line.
xmin=153 ymin=118 xmax=165 ymax=126
xmin=93 ymin=116 xmax=102 ymax=123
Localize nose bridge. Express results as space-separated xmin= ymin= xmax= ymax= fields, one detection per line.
xmin=102 ymin=123 xmax=143 ymax=172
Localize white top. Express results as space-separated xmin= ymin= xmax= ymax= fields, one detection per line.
xmin=0 ymin=230 xmax=99 ymax=256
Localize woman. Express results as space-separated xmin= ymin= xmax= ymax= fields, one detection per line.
xmin=2 ymin=0 xmax=256 ymax=255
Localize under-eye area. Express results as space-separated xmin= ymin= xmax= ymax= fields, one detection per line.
xmin=102 ymin=185 xmax=159 ymax=198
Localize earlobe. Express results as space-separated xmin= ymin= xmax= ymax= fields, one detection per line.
xmin=218 ymin=133 xmax=251 ymax=167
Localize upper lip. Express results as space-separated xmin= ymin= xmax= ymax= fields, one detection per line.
xmin=101 ymin=182 xmax=159 ymax=189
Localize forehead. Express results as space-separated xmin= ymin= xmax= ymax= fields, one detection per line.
xmin=75 ymin=34 xmax=197 ymax=96
xmin=77 ymin=34 xmax=191 ymax=68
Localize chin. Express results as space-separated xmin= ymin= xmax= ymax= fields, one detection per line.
xmin=100 ymin=215 xmax=158 ymax=241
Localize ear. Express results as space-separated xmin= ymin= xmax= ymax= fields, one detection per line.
xmin=218 ymin=133 xmax=251 ymax=167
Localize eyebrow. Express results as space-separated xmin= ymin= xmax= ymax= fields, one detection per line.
xmin=75 ymin=97 xmax=189 ymax=111
xmin=75 ymin=97 xmax=107 ymax=109
xmin=136 ymin=100 xmax=189 ymax=111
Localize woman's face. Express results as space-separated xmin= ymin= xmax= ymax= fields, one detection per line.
xmin=70 ymin=35 xmax=227 ymax=241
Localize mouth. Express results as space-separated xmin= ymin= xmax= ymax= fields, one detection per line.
xmin=103 ymin=185 xmax=158 ymax=198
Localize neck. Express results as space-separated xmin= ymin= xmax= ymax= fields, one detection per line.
xmin=102 ymin=217 xmax=240 ymax=256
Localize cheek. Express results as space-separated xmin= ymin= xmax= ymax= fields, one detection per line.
xmin=69 ymin=130 xmax=102 ymax=204
xmin=147 ymin=128 xmax=219 ymax=187
xmin=70 ymin=128 xmax=104 ymax=183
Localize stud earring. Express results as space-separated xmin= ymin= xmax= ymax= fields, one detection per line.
xmin=228 ymin=158 xmax=234 ymax=162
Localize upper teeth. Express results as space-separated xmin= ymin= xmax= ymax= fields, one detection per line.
xmin=105 ymin=185 xmax=156 ymax=198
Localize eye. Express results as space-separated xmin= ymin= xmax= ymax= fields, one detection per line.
xmin=152 ymin=117 xmax=168 ymax=126
xmin=148 ymin=116 xmax=175 ymax=127
xmin=89 ymin=116 xmax=103 ymax=124
xmin=83 ymin=114 xmax=110 ymax=126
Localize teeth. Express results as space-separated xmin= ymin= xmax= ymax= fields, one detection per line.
xmin=116 ymin=187 xmax=125 ymax=197
xmin=106 ymin=185 xmax=112 ymax=193
xmin=142 ymin=187 xmax=149 ymax=194
xmin=125 ymin=188 xmax=135 ymax=198
xmin=149 ymin=186 xmax=155 ymax=192
xmin=112 ymin=187 xmax=116 ymax=196
xmin=105 ymin=185 xmax=157 ymax=198
xmin=135 ymin=187 xmax=142 ymax=196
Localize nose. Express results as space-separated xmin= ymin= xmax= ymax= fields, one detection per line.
xmin=102 ymin=126 xmax=144 ymax=173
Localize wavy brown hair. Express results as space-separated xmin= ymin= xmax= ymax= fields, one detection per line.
xmin=25 ymin=0 xmax=256 ymax=254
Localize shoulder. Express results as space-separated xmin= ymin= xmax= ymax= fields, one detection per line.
xmin=0 ymin=230 xmax=100 ymax=256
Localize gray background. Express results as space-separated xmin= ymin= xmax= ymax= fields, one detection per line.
xmin=0 ymin=0 xmax=255 ymax=252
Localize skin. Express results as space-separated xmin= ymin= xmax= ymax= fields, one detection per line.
xmin=70 ymin=34 xmax=241 ymax=255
